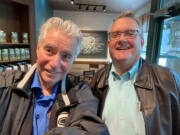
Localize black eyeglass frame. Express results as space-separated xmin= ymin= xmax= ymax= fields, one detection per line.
xmin=109 ymin=29 xmax=140 ymax=39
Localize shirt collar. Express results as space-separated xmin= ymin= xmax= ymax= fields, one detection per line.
xmin=31 ymin=70 xmax=59 ymax=100
xmin=129 ymin=59 xmax=139 ymax=79
xmin=31 ymin=70 xmax=41 ymax=89
xmin=111 ymin=59 xmax=140 ymax=81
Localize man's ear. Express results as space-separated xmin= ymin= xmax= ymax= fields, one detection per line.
xmin=141 ymin=37 xmax=144 ymax=48
xmin=36 ymin=44 xmax=40 ymax=55
xmin=37 ymin=43 xmax=40 ymax=49
xmin=107 ymin=40 xmax=111 ymax=48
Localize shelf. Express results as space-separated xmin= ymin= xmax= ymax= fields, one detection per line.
xmin=0 ymin=43 xmax=30 ymax=48
xmin=0 ymin=0 xmax=33 ymax=64
xmin=0 ymin=43 xmax=30 ymax=45
xmin=0 ymin=59 xmax=31 ymax=64
xmin=74 ymin=60 xmax=108 ymax=64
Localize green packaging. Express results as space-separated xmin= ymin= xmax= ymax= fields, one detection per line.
xmin=11 ymin=32 xmax=18 ymax=43
xmin=15 ymin=48 xmax=21 ymax=60
xmin=2 ymin=49 xmax=9 ymax=61
xmin=22 ymin=32 xmax=28 ymax=43
xmin=0 ymin=30 xmax=6 ymax=42
xmin=9 ymin=48 xmax=15 ymax=61
xmin=20 ymin=48 xmax=26 ymax=60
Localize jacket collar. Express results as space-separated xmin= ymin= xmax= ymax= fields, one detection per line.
xmin=14 ymin=64 xmax=37 ymax=97
xmin=17 ymin=64 xmax=37 ymax=90
xmin=134 ymin=58 xmax=153 ymax=90
xmin=97 ymin=64 xmax=111 ymax=89
xmin=16 ymin=64 xmax=74 ymax=100
xmin=97 ymin=58 xmax=153 ymax=91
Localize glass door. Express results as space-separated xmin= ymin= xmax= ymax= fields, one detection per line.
xmin=146 ymin=0 xmax=180 ymax=73
xmin=157 ymin=16 xmax=180 ymax=73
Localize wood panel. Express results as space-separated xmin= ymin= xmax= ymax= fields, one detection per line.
xmin=0 ymin=0 xmax=34 ymax=64
xmin=0 ymin=2 xmax=29 ymax=43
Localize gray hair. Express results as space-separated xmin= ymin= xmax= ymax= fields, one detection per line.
xmin=111 ymin=10 xmax=143 ymax=35
xmin=38 ymin=17 xmax=83 ymax=58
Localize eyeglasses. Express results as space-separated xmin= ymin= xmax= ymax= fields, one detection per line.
xmin=109 ymin=30 xmax=139 ymax=39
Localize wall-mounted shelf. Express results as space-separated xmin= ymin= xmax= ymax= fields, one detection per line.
xmin=0 ymin=59 xmax=31 ymax=64
xmin=0 ymin=43 xmax=30 ymax=48
xmin=0 ymin=0 xmax=32 ymax=65
xmin=0 ymin=43 xmax=30 ymax=45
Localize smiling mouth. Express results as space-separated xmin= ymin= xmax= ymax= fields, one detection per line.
xmin=45 ymin=69 xmax=61 ymax=75
xmin=116 ymin=47 xmax=129 ymax=50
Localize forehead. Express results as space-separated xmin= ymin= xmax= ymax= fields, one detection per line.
xmin=111 ymin=17 xmax=140 ymax=31
xmin=40 ymin=29 xmax=78 ymax=51
xmin=43 ymin=29 xmax=74 ymax=45
xmin=45 ymin=29 xmax=69 ymax=41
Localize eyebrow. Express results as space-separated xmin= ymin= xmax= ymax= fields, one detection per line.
xmin=61 ymin=51 xmax=73 ymax=57
xmin=110 ymin=29 xmax=139 ymax=32
xmin=44 ymin=44 xmax=55 ymax=48
xmin=44 ymin=44 xmax=73 ymax=57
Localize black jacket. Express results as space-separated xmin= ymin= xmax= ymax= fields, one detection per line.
xmin=90 ymin=58 xmax=180 ymax=135
xmin=0 ymin=64 xmax=109 ymax=135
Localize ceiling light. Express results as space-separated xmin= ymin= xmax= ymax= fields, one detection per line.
xmin=70 ymin=0 xmax=74 ymax=5
xmin=86 ymin=5 xmax=89 ymax=10
xmin=103 ymin=6 xmax=106 ymax=12
xmin=78 ymin=4 xmax=82 ymax=9
xmin=71 ymin=1 xmax=106 ymax=12
xmin=93 ymin=6 xmax=97 ymax=11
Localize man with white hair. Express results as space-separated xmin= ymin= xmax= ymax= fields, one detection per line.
xmin=0 ymin=17 xmax=109 ymax=135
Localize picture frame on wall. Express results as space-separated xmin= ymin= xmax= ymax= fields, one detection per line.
xmin=75 ymin=30 xmax=108 ymax=64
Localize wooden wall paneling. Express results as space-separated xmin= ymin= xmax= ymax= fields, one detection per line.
xmin=18 ymin=5 xmax=29 ymax=43
xmin=0 ymin=2 xmax=29 ymax=43
xmin=0 ymin=0 xmax=35 ymax=65
xmin=28 ymin=0 xmax=36 ymax=64
xmin=11 ymin=0 xmax=29 ymax=5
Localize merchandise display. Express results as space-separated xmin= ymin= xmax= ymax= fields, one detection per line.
xmin=22 ymin=32 xmax=28 ymax=43
xmin=11 ymin=32 xmax=19 ymax=43
xmin=0 ymin=30 xmax=6 ymax=42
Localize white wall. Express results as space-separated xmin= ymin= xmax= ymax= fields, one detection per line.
xmin=54 ymin=10 xmax=120 ymax=62
xmin=54 ymin=6 xmax=151 ymax=31
xmin=135 ymin=2 xmax=151 ymax=16
xmin=54 ymin=10 xmax=120 ymax=31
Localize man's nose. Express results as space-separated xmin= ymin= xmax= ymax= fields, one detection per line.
xmin=116 ymin=34 xmax=127 ymax=45
xmin=50 ymin=54 xmax=61 ymax=68
xmin=118 ymin=33 xmax=127 ymax=40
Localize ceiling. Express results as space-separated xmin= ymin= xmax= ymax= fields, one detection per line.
xmin=47 ymin=0 xmax=151 ymax=13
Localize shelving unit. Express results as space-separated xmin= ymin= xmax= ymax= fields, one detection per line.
xmin=0 ymin=0 xmax=32 ymax=65
xmin=0 ymin=60 xmax=30 ymax=64
xmin=0 ymin=43 xmax=30 ymax=48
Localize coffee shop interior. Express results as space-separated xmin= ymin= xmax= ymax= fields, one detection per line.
xmin=0 ymin=0 xmax=180 ymax=85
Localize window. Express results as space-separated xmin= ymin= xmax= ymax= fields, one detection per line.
xmin=158 ymin=15 xmax=180 ymax=73
xmin=146 ymin=0 xmax=180 ymax=73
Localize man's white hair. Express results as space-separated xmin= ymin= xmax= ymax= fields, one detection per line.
xmin=38 ymin=17 xmax=83 ymax=58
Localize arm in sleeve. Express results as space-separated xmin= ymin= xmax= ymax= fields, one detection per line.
xmin=45 ymin=83 xmax=109 ymax=135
